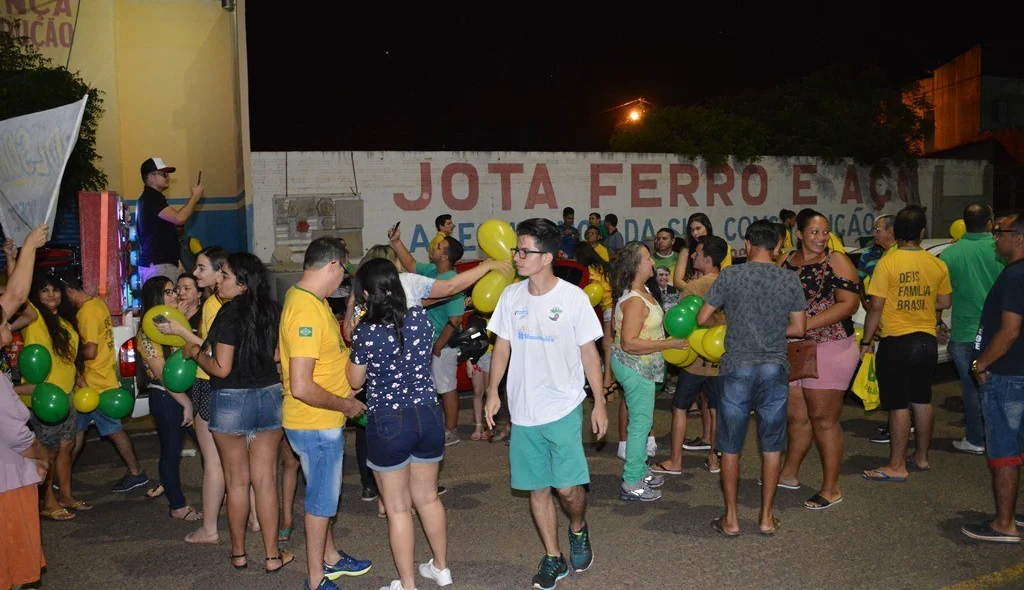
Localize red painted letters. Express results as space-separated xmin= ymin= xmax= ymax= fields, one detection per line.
xmin=525 ymin=164 xmax=557 ymax=209
xmin=590 ymin=164 xmax=622 ymax=207
xmin=706 ymin=165 xmax=734 ymax=206
xmin=441 ymin=163 xmax=479 ymax=211
xmin=393 ymin=162 xmax=432 ymax=211
xmin=487 ymin=163 xmax=524 ymax=210
xmin=669 ymin=163 xmax=699 ymax=207
xmin=841 ymin=165 xmax=862 ymax=204
xmin=792 ymin=164 xmax=817 ymax=205
xmin=741 ymin=165 xmax=768 ymax=206
xmin=631 ymin=164 xmax=662 ymax=207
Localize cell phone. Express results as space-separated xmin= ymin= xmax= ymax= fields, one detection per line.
xmin=197 ymin=170 xmax=202 ymax=184
xmin=391 ymin=221 xmax=401 ymax=234
xmin=152 ymin=315 xmax=169 ymax=324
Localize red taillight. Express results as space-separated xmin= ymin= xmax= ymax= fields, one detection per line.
xmin=119 ymin=338 xmax=137 ymax=378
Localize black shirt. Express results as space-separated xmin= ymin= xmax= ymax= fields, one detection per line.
xmin=137 ymin=186 xmax=180 ymax=266
xmin=207 ymin=302 xmax=281 ymax=390
xmin=977 ymin=259 xmax=1024 ymax=376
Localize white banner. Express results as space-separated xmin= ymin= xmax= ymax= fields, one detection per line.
xmin=0 ymin=94 xmax=89 ymax=244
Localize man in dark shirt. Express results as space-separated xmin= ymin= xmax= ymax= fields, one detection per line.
xmin=136 ymin=157 xmax=203 ymax=283
xmin=962 ymin=211 xmax=1024 ymax=544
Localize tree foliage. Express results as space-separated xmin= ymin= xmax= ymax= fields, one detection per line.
xmin=611 ymin=65 xmax=933 ymax=171
xmin=0 ymin=22 xmax=107 ymax=210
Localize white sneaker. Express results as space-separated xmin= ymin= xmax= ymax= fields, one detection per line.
xmin=616 ymin=441 xmax=627 ymax=461
xmin=646 ymin=436 xmax=657 ymax=457
xmin=418 ymin=559 xmax=453 ymax=586
xmin=952 ymin=438 xmax=986 ymax=455
xmin=381 ymin=581 xmax=416 ymax=590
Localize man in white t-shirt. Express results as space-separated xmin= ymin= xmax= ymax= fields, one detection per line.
xmin=485 ymin=218 xmax=607 ymax=590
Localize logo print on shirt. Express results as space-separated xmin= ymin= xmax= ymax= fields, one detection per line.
xmin=549 ymin=306 xmax=563 ymax=321
xmin=513 ymin=307 xmax=528 ymax=319
xmin=298 ymin=327 xmax=313 ymax=337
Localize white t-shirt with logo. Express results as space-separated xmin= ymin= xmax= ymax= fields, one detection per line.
xmin=488 ymin=279 xmax=603 ymax=427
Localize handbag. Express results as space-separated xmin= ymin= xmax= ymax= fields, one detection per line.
xmin=787 ymin=338 xmax=818 ymax=381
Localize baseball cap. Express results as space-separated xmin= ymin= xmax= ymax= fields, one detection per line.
xmin=140 ymin=157 xmax=176 ymax=177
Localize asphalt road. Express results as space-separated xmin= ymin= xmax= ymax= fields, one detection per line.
xmin=33 ymin=376 xmax=1024 ymax=590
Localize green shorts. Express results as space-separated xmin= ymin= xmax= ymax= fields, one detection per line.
xmin=510 ymin=404 xmax=590 ymax=491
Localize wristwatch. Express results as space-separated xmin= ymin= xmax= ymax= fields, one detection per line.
xmin=971 ymin=360 xmax=983 ymax=375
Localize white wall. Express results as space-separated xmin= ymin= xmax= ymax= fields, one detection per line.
xmin=250 ymin=151 xmax=989 ymax=263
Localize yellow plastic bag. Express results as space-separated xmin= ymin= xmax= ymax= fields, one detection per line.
xmin=852 ymin=352 xmax=880 ymax=411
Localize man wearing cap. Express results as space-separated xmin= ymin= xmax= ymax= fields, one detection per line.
xmin=136 ymin=158 xmax=204 ymax=283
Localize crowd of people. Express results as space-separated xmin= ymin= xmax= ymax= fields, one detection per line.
xmin=2 ymin=159 xmax=1023 ymax=590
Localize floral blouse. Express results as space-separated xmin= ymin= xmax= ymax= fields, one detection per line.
xmin=612 ymin=289 xmax=666 ymax=383
xmin=350 ymin=306 xmax=437 ymax=413
xmin=783 ymin=252 xmax=859 ymax=343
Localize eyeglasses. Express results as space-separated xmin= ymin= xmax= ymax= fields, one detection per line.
xmin=511 ymin=247 xmax=547 ymax=259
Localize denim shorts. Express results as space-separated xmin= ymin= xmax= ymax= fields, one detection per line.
xmin=77 ymin=408 xmax=124 ymax=437
xmin=366 ymin=403 xmax=445 ymax=472
xmin=209 ymin=383 xmax=283 ymax=437
xmin=672 ymin=371 xmax=722 ymax=411
xmin=285 ymin=426 xmax=344 ymax=517
xmin=981 ymin=373 xmax=1024 ymax=469
xmin=717 ymin=363 xmax=789 ymax=455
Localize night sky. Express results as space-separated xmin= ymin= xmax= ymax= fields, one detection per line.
xmin=246 ymin=3 xmax=1018 ymax=152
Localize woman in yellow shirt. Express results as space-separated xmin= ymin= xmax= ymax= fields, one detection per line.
xmin=17 ymin=275 xmax=87 ymax=520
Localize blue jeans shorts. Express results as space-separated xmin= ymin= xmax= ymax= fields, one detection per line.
xmin=77 ymin=408 xmax=124 ymax=437
xmin=717 ymin=363 xmax=789 ymax=455
xmin=209 ymin=383 xmax=283 ymax=437
xmin=285 ymin=426 xmax=344 ymax=518
xmin=366 ymin=403 xmax=445 ymax=472
xmin=981 ymin=373 xmax=1024 ymax=469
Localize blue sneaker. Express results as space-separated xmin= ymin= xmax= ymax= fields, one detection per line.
xmin=324 ymin=551 xmax=372 ymax=580
xmin=531 ymin=554 xmax=568 ymax=590
xmin=305 ymin=578 xmax=342 ymax=590
xmin=112 ymin=471 xmax=149 ymax=493
xmin=567 ymin=523 xmax=593 ymax=572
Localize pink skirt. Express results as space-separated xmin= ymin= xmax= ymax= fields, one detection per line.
xmin=790 ymin=335 xmax=860 ymax=391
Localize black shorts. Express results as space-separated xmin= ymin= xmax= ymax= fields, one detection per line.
xmin=672 ymin=371 xmax=722 ymax=411
xmin=876 ymin=332 xmax=938 ymax=410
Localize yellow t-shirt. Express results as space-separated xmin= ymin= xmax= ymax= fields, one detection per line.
xmin=867 ymin=248 xmax=951 ymax=337
xmin=21 ymin=302 xmax=79 ymax=393
xmin=593 ymin=244 xmax=610 ymax=262
xmin=721 ymin=248 xmax=733 ymax=269
xmin=280 ymin=286 xmax=353 ymax=430
xmin=588 ymin=265 xmax=613 ymax=313
xmin=77 ymin=297 xmax=119 ymax=391
xmin=828 ymin=232 xmax=846 ymax=253
xmin=196 ymin=295 xmax=224 ymax=380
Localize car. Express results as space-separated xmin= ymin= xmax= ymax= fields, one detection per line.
xmin=113 ymin=314 xmax=149 ymax=418
xmin=846 ymin=238 xmax=953 ymax=364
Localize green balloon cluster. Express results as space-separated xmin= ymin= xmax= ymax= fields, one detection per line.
xmin=664 ymin=305 xmax=697 ymax=339
xmin=31 ymin=382 xmax=69 ymax=423
xmin=162 ymin=350 xmax=198 ymax=393
xmin=98 ymin=388 xmax=134 ymax=419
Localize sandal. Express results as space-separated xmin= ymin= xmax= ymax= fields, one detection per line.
xmin=711 ymin=517 xmax=739 ymax=537
xmin=277 ymin=526 xmax=292 ymax=542
xmin=490 ymin=427 xmax=510 ymax=443
xmin=230 ymin=553 xmax=248 ymax=570
xmin=760 ymin=517 xmax=781 ymax=536
xmin=172 ymin=506 xmax=203 ymax=522
xmin=41 ymin=507 xmax=76 ymax=521
xmin=62 ymin=499 xmax=93 ymax=511
xmin=185 ymin=528 xmax=220 ymax=544
xmin=265 ymin=551 xmax=294 ymax=574
xmin=146 ymin=485 xmax=165 ymax=498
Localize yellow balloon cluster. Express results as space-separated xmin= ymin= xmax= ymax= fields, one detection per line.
xmin=477 ymin=219 xmax=516 ymax=261
xmin=665 ymin=324 xmax=727 ymax=365
xmin=950 ymin=219 xmax=967 ymax=241
xmin=662 ymin=347 xmax=697 ymax=367
xmin=584 ymin=283 xmax=605 ymax=307
xmin=471 ymin=267 xmax=514 ymax=314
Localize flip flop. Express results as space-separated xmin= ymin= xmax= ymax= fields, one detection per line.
xmin=172 ymin=506 xmax=203 ymax=522
xmin=277 ymin=526 xmax=292 ymax=542
xmin=906 ymin=456 xmax=931 ymax=473
xmin=184 ymin=529 xmax=220 ymax=545
xmin=756 ymin=478 xmax=800 ymax=490
xmin=863 ymin=469 xmax=907 ymax=483
xmin=146 ymin=485 xmax=165 ymax=498
xmin=759 ymin=517 xmax=781 ymax=536
xmin=62 ymin=500 xmax=93 ymax=511
xmin=711 ymin=517 xmax=740 ymax=537
xmin=804 ymin=494 xmax=843 ymax=510
xmin=41 ymin=507 xmax=76 ymax=521
xmin=704 ymin=458 xmax=721 ymax=474
xmin=650 ymin=461 xmax=683 ymax=475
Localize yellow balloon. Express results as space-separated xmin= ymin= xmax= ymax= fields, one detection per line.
xmin=854 ymin=326 xmax=865 ymax=343
xmin=471 ymin=269 xmax=513 ymax=314
xmin=663 ymin=346 xmax=697 ymax=367
xmin=950 ymin=219 xmax=967 ymax=241
xmin=478 ymin=219 xmax=517 ymax=262
xmin=19 ymin=394 xmax=32 ymax=408
xmin=863 ymin=275 xmax=871 ymax=292
xmin=73 ymin=387 xmax=100 ymax=413
xmin=688 ymin=328 xmax=709 ymax=359
xmin=584 ymin=283 xmax=604 ymax=307
xmin=827 ymin=232 xmax=846 ymax=253
xmin=189 ymin=237 xmax=203 ymax=254
xmin=142 ymin=304 xmax=189 ymax=347
xmin=703 ymin=324 xmax=727 ymax=363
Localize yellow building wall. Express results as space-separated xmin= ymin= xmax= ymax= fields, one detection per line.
xmin=1 ymin=0 xmax=242 ymax=203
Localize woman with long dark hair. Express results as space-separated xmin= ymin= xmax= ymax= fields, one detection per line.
xmin=611 ymin=242 xmax=689 ymax=502
xmin=779 ymin=209 xmax=860 ymax=509
xmin=348 ymin=258 xmax=451 ymax=590
xmin=159 ymin=246 xmax=229 ymax=543
xmin=16 ymin=274 xmax=87 ymax=520
xmin=137 ymin=276 xmax=200 ymax=521
xmin=674 ymin=213 xmax=732 ymax=286
xmin=179 ymin=252 xmax=290 ymax=572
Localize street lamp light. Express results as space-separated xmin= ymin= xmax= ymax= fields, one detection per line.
xmin=628 ymin=109 xmax=642 ymax=122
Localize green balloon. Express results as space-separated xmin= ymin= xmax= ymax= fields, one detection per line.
xmin=31 ymin=382 xmax=69 ymax=423
xmin=162 ymin=350 xmax=198 ymax=393
xmin=98 ymin=388 xmax=134 ymax=420
xmin=681 ymin=295 xmax=704 ymax=314
xmin=664 ymin=304 xmax=697 ymax=339
xmin=19 ymin=344 xmax=52 ymax=385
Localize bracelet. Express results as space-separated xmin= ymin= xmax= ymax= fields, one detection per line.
xmin=860 ymin=339 xmax=872 ymax=347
